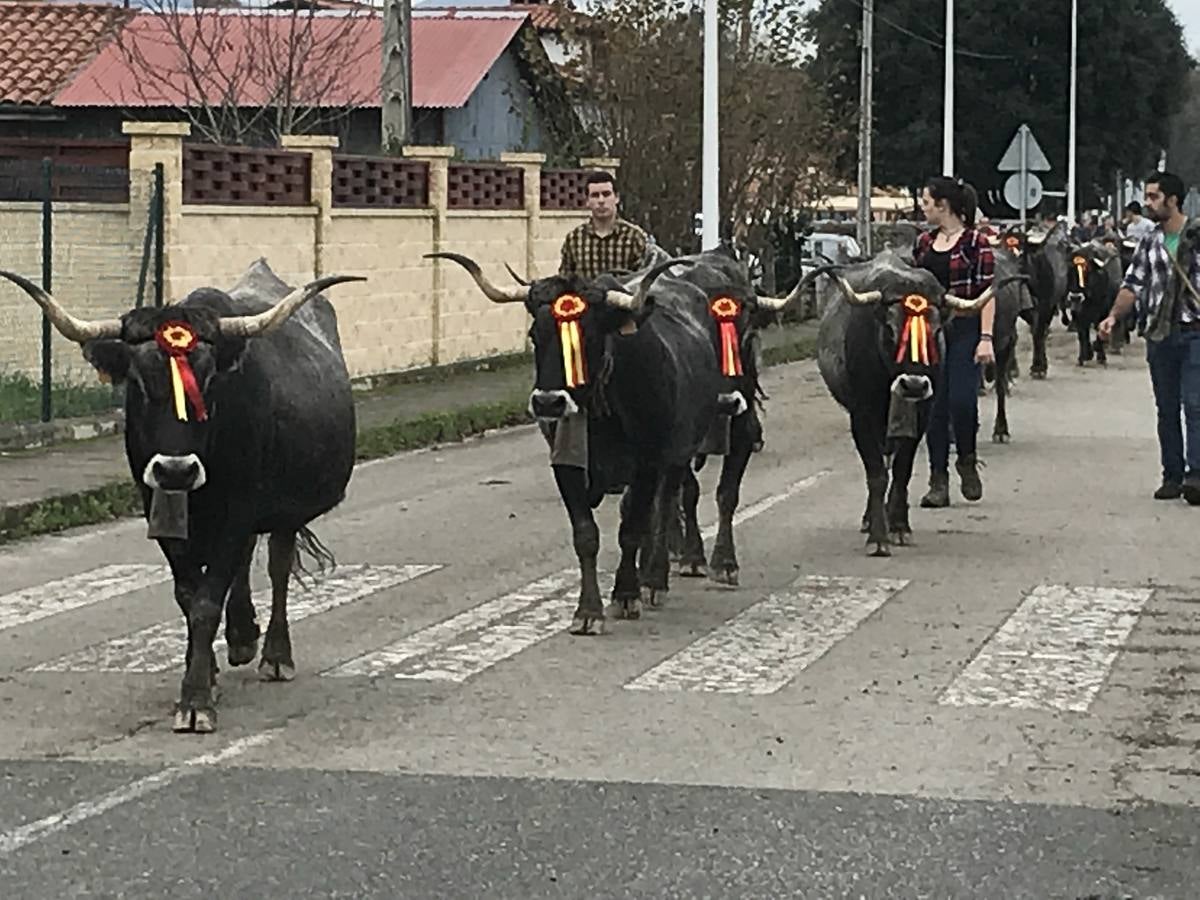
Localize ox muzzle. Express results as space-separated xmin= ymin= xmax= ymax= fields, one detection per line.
xmin=891 ymin=373 xmax=933 ymax=402
xmin=142 ymin=453 xmax=207 ymax=492
xmin=528 ymin=390 xmax=580 ymax=422
xmin=716 ymin=390 xmax=748 ymax=417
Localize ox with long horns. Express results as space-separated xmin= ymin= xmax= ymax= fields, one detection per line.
xmin=0 ymin=260 xmax=362 ymax=732
xmin=428 ymin=250 xmax=725 ymax=632
xmin=813 ymin=249 xmax=1001 ymax=556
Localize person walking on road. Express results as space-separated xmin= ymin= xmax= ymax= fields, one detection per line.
xmin=559 ymin=172 xmax=649 ymax=280
xmin=1099 ymin=171 xmax=1200 ymax=503
xmin=914 ymin=176 xmax=996 ymax=508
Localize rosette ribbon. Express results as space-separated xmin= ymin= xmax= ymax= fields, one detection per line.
xmin=154 ymin=321 xmax=208 ymax=422
xmin=895 ymin=295 xmax=938 ymax=366
xmin=709 ymin=296 xmax=744 ymax=377
xmin=551 ymin=294 xmax=588 ymax=388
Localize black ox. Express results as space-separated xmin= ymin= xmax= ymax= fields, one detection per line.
xmin=1062 ymin=240 xmax=1122 ymax=367
xmin=0 ymin=261 xmax=361 ymax=733
xmin=813 ymin=250 xmax=997 ymax=555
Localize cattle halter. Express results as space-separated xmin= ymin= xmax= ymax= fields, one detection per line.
xmin=709 ymin=297 xmax=744 ymax=377
xmin=895 ymin=295 xmax=937 ymax=366
xmin=551 ymin=294 xmax=588 ymax=388
xmin=154 ymin=321 xmax=208 ymax=422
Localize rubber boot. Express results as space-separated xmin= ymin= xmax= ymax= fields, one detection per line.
xmin=920 ymin=471 xmax=950 ymax=508
xmin=957 ymin=454 xmax=983 ymax=502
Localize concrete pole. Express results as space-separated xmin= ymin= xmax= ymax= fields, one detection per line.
xmin=942 ymin=0 xmax=954 ymax=176
xmin=701 ymin=0 xmax=720 ymax=250
xmin=1066 ymin=0 xmax=1077 ymax=223
xmin=856 ymin=0 xmax=874 ymax=255
xmin=381 ymin=0 xmax=413 ymax=151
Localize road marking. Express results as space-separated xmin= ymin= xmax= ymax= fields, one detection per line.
xmin=0 ymin=564 xmax=170 ymax=634
xmin=940 ymin=584 xmax=1154 ymax=713
xmin=0 ymin=731 xmax=274 ymax=856
xmin=625 ymin=574 xmax=909 ymax=694
xmin=31 ymin=564 xmax=442 ymax=674
xmin=327 ymin=470 xmax=832 ymax=682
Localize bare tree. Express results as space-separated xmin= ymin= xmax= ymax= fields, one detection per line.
xmin=557 ymin=0 xmax=839 ymax=256
xmin=111 ymin=1 xmax=377 ymax=146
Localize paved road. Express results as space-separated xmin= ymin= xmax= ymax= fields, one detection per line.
xmin=1 ymin=331 xmax=1197 ymax=898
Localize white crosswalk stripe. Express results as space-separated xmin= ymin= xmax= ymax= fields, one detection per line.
xmin=625 ymin=575 xmax=909 ymax=694
xmin=0 ymin=565 xmax=170 ymax=634
xmin=31 ymin=564 xmax=441 ymax=674
xmin=940 ymin=584 xmax=1155 ymax=713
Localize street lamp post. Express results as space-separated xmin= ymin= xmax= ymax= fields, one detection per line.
xmin=701 ymin=0 xmax=719 ymax=250
xmin=1066 ymin=0 xmax=1078 ymax=223
xmin=856 ymin=0 xmax=874 ymax=255
xmin=942 ymin=0 xmax=953 ymax=176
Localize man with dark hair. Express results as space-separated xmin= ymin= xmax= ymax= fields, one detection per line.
xmin=1124 ymin=200 xmax=1156 ymax=242
xmin=559 ymin=171 xmax=649 ymax=279
xmin=1100 ymin=171 xmax=1200 ymax=502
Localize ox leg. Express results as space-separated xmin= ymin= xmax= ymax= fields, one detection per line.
xmin=224 ymin=535 xmax=261 ymax=667
xmin=993 ymin=340 xmax=1013 ymax=443
xmin=259 ymin=531 xmax=298 ymax=681
xmin=1077 ymin=317 xmax=1092 ymax=365
xmin=641 ymin=466 xmax=684 ymax=607
xmin=1031 ymin=313 xmax=1050 ymax=379
xmin=709 ymin=411 xmax=757 ymax=585
xmin=886 ymin=435 xmax=922 ymax=546
xmin=1094 ymin=321 xmax=1108 ymax=366
xmin=174 ymin=534 xmax=246 ymax=733
xmin=550 ymin=466 xmax=605 ymax=635
xmin=612 ymin=467 xmax=656 ymax=619
xmin=162 ymin=544 xmax=204 ymax=677
xmin=677 ymin=467 xmax=707 ymax=577
xmin=851 ymin=408 xmax=891 ymax=557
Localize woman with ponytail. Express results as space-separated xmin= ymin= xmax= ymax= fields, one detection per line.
xmin=912 ymin=175 xmax=996 ymax=507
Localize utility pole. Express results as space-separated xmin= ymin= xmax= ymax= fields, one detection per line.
xmin=382 ymin=0 xmax=413 ymax=152
xmin=856 ymin=0 xmax=874 ymax=255
xmin=1066 ymin=0 xmax=1077 ymax=223
xmin=942 ymin=0 xmax=953 ymax=175
xmin=701 ymin=0 xmax=719 ymax=250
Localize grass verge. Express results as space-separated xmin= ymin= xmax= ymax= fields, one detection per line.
xmin=0 ymin=330 xmax=818 ymax=545
xmin=0 ymin=371 xmax=120 ymax=425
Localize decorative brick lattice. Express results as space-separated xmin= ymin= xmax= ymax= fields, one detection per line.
xmin=540 ymin=169 xmax=590 ymax=210
xmin=0 ymin=158 xmax=128 ymax=203
xmin=332 ymin=156 xmax=429 ymax=208
xmin=183 ymin=145 xmax=310 ymax=206
xmin=447 ymin=164 xmax=523 ymax=210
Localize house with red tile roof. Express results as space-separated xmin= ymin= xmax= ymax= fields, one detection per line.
xmin=0 ymin=2 xmax=589 ymax=160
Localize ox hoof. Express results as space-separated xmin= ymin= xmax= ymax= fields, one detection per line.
xmin=608 ymin=597 xmax=642 ymax=620
xmin=640 ymin=586 xmax=666 ymax=609
xmin=868 ymin=541 xmax=892 ymax=558
xmin=173 ymin=706 xmax=216 ymax=734
xmin=1031 ymin=371 xmax=1046 ymax=381
xmin=227 ymin=639 xmax=259 ymax=667
xmin=677 ymin=560 xmax=707 ymax=578
xmin=890 ymin=530 xmax=911 ymax=547
xmin=707 ymin=566 xmax=739 ymax=586
xmin=570 ymin=615 xmax=607 ymax=636
xmin=992 ymin=432 xmax=1010 ymax=444
xmin=258 ymin=659 xmax=295 ymax=682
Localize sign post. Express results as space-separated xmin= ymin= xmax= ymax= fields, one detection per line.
xmin=998 ymin=123 xmax=1051 ymax=228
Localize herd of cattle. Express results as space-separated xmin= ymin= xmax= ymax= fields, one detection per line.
xmin=0 ymin=219 xmax=1127 ymax=732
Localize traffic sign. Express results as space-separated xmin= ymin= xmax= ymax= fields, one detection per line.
xmin=997 ymin=124 xmax=1051 ymax=172
xmin=1004 ymin=173 xmax=1043 ymax=210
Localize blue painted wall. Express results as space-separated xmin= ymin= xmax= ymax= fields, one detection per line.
xmin=443 ymin=47 xmax=544 ymax=161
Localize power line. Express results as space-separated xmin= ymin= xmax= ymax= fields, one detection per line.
xmin=833 ymin=0 xmax=1014 ymax=61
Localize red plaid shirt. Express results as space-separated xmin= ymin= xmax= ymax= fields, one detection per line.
xmin=913 ymin=228 xmax=995 ymax=300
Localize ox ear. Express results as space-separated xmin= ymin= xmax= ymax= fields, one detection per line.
xmin=215 ymin=335 xmax=249 ymax=373
xmin=82 ymin=339 xmax=130 ymax=384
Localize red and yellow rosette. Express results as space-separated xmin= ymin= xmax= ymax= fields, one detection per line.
xmin=1072 ymin=254 xmax=1088 ymax=288
xmin=895 ymin=294 xmax=937 ymax=366
xmin=709 ymin=296 xmax=743 ymax=377
xmin=1005 ymin=235 xmax=1021 ymax=254
xmin=154 ymin=321 xmax=208 ymax=422
xmin=551 ymin=294 xmax=588 ymax=388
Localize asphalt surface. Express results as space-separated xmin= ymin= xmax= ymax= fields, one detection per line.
xmin=1 ymin=326 xmax=1198 ymax=898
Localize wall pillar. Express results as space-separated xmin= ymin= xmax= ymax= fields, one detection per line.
xmin=403 ymin=145 xmax=455 ymax=365
xmin=500 ymin=151 xmax=545 ymax=281
xmin=123 ymin=121 xmax=189 ymax=302
xmin=280 ymin=134 xmax=338 ymax=279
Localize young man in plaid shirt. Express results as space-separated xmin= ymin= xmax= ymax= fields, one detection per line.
xmin=559 ymin=172 xmax=650 ymax=279
xmin=1100 ymin=172 xmax=1200 ymax=503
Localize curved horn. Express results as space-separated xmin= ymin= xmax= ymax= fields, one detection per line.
xmin=944 ymin=283 xmax=996 ymax=312
xmin=219 ymin=274 xmax=366 ymax=337
xmin=425 ymin=252 xmax=529 ymax=304
xmin=754 ymin=261 xmax=848 ymax=311
xmin=605 ymin=256 xmax=696 ymax=311
xmin=827 ymin=270 xmax=883 ymax=306
xmin=504 ymin=262 xmax=530 ymax=287
xmin=0 ymin=270 xmax=121 ymax=343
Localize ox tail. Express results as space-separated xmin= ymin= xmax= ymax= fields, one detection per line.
xmin=291 ymin=526 xmax=337 ymax=585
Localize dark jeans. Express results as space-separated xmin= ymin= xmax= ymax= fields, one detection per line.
xmin=927 ymin=318 xmax=981 ymax=474
xmin=1146 ymin=331 xmax=1200 ymax=484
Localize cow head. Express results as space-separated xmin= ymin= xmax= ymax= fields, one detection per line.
xmin=1064 ymin=244 xmax=1109 ymax=315
xmin=0 ymin=270 xmax=362 ymax=493
xmin=426 ymin=252 xmax=687 ymax=422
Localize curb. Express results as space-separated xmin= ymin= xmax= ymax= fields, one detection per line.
xmin=0 ymin=411 xmax=124 ymax=452
xmin=0 ymin=334 xmax=817 ymax=545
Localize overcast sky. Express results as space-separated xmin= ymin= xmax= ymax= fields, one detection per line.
xmin=1170 ymin=0 xmax=1200 ymax=56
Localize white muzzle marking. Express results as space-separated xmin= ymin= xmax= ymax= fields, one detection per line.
xmin=891 ymin=374 xmax=933 ymax=401
xmin=143 ymin=453 xmax=207 ymax=491
xmin=527 ymin=390 xmax=579 ymax=423
xmin=717 ymin=391 xmax=749 ymax=416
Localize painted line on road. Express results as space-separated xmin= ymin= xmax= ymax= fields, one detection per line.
xmin=326 ymin=469 xmax=832 ymax=683
xmin=0 ymin=731 xmax=274 ymax=856
xmin=940 ymin=584 xmax=1154 ymax=713
xmin=625 ymin=575 xmax=909 ymax=695
xmin=31 ymin=564 xmax=442 ymax=674
xmin=0 ymin=564 xmax=170 ymax=634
